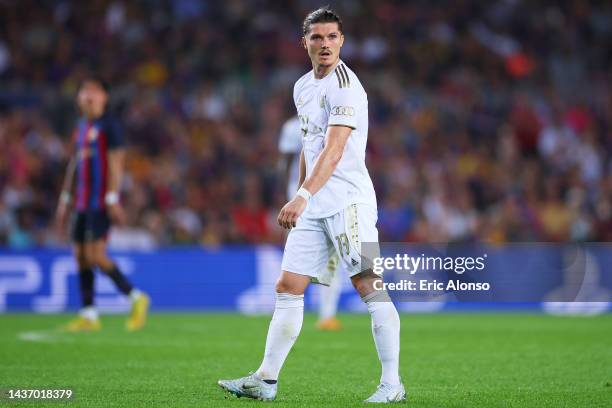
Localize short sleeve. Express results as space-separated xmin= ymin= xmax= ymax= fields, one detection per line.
xmin=278 ymin=117 xmax=302 ymax=154
xmin=104 ymin=117 xmax=125 ymax=149
xmin=327 ymin=84 xmax=359 ymax=129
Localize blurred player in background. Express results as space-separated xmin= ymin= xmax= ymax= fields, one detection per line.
xmin=219 ymin=8 xmax=404 ymax=403
xmin=278 ymin=115 xmax=343 ymax=331
xmin=55 ymin=77 xmax=150 ymax=332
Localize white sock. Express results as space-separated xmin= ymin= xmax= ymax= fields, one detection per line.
xmin=255 ymin=292 xmax=304 ymax=381
xmin=319 ymin=266 xmax=342 ymax=320
xmin=129 ymin=289 xmax=142 ymax=302
xmin=79 ymin=306 xmax=99 ymax=321
xmin=363 ymin=291 xmax=401 ymax=385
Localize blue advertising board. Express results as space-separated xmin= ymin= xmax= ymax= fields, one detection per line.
xmin=0 ymin=244 xmax=610 ymax=314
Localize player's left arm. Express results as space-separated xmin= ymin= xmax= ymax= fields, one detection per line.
xmin=105 ymin=119 xmax=127 ymax=224
xmin=278 ymin=125 xmax=351 ymax=229
xmin=107 ymin=148 xmax=125 ymax=197
xmin=106 ymin=148 xmax=127 ymax=224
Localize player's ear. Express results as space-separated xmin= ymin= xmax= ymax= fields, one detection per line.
xmin=301 ymin=36 xmax=307 ymax=50
xmin=339 ymin=33 xmax=344 ymax=48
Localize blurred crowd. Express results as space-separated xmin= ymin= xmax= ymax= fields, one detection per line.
xmin=0 ymin=0 xmax=610 ymax=248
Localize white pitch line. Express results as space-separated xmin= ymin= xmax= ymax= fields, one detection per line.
xmin=17 ymin=330 xmax=69 ymax=343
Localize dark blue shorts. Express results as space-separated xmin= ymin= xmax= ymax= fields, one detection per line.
xmin=71 ymin=210 xmax=111 ymax=243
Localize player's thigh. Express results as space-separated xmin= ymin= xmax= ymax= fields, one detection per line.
xmin=72 ymin=243 xmax=88 ymax=268
xmin=79 ymin=210 xmax=111 ymax=243
xmin=70 ymin=212 xmax=87 ymax=246
xmin=281 ymin=217 xmax=332 ymax=285
xmin=325 ymin=203 xmax=379 ymax=278
xmin=89 ymin=239 xmax=113 ymax=269
xmin=81 ymin=212 xmax=111 ymax=265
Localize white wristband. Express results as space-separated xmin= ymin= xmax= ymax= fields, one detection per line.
xmin=105 ymin=191 xmax=119 ymax=205
xmin=60 ymin=191 xmax=72 ymax=204
xmin=296 ymin=187 xmax=312 ymax=202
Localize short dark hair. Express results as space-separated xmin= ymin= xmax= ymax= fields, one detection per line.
xmin=79 ymin=76 xmax=110 ymax=93
xmin=302 ymin=7 xmax=343 ymax=35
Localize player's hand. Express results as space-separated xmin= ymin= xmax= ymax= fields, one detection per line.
xmin=107 ymin=203 xmax=127 ymax=226
xmin=277 ymin=196 xmax=307 ymax=229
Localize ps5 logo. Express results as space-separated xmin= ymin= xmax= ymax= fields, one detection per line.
xmin=0 ymin=255 xmax=133 ymax=312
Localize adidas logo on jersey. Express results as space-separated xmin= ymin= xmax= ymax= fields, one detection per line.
xmin=334 ymin=64 xmax=351 ymax=88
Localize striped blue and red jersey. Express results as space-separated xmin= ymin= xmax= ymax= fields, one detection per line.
xmin=73 ymin=114 xmax=124 ymax=212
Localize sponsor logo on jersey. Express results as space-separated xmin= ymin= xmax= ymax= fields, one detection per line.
xmin=331 ymin=106 xmax=355 ymax=116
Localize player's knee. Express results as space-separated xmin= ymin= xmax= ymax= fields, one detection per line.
xmin=86 ymin=251 xmax=104 ymax=269
xmin=351 ymin=272 xmax=380 ymax=297
xmin=275 ymin=278 xmax=304 ymax=295
xmin=74 ymin=249 xmax=90 ymax=269
xmin=96 ymin=257 xmax=114 ymax=272
xmin=275 ymin=279 xmax=291 ymax=294
xmin=76 ymin=257 xmax=91 ymax=269
xmin=350 ymin=276 xmax=367 ymax=294
xmin=86 ymin=247 xmax=111 ymax=270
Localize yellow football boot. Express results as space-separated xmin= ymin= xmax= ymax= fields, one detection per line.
xmin=316 ymin=317 xmax=342 ymax=331
xmin=126 ymin=293 xmax=150 ymax=331
xmin=63 ymin=316 xmax=101 ymax=332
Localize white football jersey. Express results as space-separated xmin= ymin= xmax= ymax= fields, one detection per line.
xmin=278 ymin=116 xmax=302 ymax=200
xmin=293 ymin=60 xmax=377 ymax=218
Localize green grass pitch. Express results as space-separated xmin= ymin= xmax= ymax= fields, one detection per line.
xmin=0 ymin=313 xmax=610 ymax=407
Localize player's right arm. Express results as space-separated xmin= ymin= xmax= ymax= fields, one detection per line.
xmin=297 ymin=148 xmax=305 ymax=188
xmin=55 ymin=152 xmax=77 ymax=230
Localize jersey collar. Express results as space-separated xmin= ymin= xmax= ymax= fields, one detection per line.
xmin=313 ymin=59 xmax=344 ymax=82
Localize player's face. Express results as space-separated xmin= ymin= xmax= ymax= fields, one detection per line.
xmin=77 ymin=81 xmax=108 ymax=119
xmin=303 ymin=22 xmax=344 ymax=68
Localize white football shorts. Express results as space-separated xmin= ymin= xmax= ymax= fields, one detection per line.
xmin=281 ymin=203 xmax=380 ymax=285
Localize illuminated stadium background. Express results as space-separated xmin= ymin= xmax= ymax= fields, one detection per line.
xmin=0 ymin=1 xmax=610 ymax=407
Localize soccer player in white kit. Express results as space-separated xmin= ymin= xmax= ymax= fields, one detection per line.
xmin=218 ymin=8 xmax=404 ymax=403
xmin=278 ymin=115 xmax=344 ymax=331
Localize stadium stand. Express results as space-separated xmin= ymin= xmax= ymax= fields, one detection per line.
xmin=0 ymin=0 xmax=610 ymax=247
